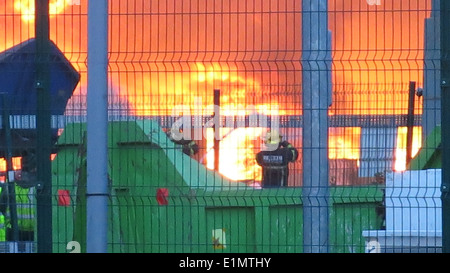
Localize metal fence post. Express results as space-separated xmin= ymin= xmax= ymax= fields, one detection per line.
xmin=440 ymin=0 xmax=450 ymax=254
xmin=35 ymin=0 xmax=52 ymax=253
xmin=87 ymin=0 xmax=109 ymax=253
xmin=214 ymin=89 xmax=220 ymax=172
xmin=302 ymin=0 xmax=331 ymax=253
xmin=1 ymin=94 xmax=19 ymax=244
xmin=406 ymin=81 xmax=416 ymax=167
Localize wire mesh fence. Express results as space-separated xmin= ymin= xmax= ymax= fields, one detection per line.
xmin=0 ymin=0 xmax=443 ymax=253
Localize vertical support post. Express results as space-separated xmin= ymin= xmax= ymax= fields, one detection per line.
xmin=87 ymin=0 xmax=109 ymax=253
xmin=1 ymin=94 xmax=19 ymax=243
xmin=35 ymin=0 xmax=52 ymax=253
xmin=423 ymin=0 xmax=441 ymax=143
xmin=406 ymin=81 xmax=416 ymax=167
xmin=440 ymin=0 xmax=450 ymax=254
xmin=214 ymin=89 xmax=220 ymax=172
xmin=302 ymin=0 xmax=330 ymax=253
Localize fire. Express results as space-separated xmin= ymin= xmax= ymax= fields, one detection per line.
xmin=329 ymin=0 xmax=431 ymax=116
xmin=0 ymin=157 xmax=22 ymax=172
xmin=206 ymin=128 xmax=263 ymax=182
xmin=328 ymin=127 xmax=424 ymax=174
xmin=0 ymin=155 xmax=57 ymax=182
xmin=0 ymin=154 xmax=57 ymax=173
xmin=8 ymin=0 xmax=431 ymax=117
xmin=5 ymin=0 xmax=433 ymax=183
xmin=125 ymin=62 xmax=286 ymax=117
xmin=329 ymin=127 xmax=361 ymax=162
xmin=0 ymin=157 xmax=21 ymax=183
xmin=394 ymin=126 xmax=422 ymax=172
xmin=14 ymin=0 xmax=72 ymax=22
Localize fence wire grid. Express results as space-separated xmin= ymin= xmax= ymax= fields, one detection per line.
xmin=0 ymin=0 xmax=443 ymax=253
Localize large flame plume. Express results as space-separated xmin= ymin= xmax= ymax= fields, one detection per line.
xmin=1 ymin=0 xmax=432 ymax=181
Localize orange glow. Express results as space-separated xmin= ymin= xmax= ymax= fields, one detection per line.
xmin=14 ymin=0 xmax=71 ymax=22
xmin=8 ymin=0 xmax=431 ymax=117
xmin=125 ymin=62 xmax=286 ymax=116
xmin=206 ymin=128 xmax=263 ymax=182
xmin=329 ymin=0 xmax=431 ymax=116
xmin=0 ymin=155 xmax=57 ymax=172
xmin=0 ymin=157 xmax=22 ymax=172
xmin=394 ymin=126 xmax=422 ymax=172
xmin=329 ymin=127 xmax=361 ymax=162
xmin=6 ymin=0 xmax=434 ymax=183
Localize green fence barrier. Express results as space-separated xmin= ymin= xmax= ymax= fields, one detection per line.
xmin=51 ymin=121 xmax=383 ymax=253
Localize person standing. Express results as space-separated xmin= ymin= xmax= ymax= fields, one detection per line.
xmin=256 ymin=130 xmax=298 ymax=187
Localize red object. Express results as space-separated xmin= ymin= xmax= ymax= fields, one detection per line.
xmin=57 ymin=189 xmax=71 ymax=206
xmin=156 ymin=188 xmax=169 ymax=205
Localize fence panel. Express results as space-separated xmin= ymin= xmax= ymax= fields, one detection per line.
xmin=0 ymin=0 xmax=442 ymax=253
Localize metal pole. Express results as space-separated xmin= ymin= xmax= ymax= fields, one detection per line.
xmin=35 ymin=0 xmax=52 ymax=253
xmin=440 ymin=0 xmax=450 ymax=254
xmin=1 ymin=94 xmax=19 ymax=243
xmin=87 ymin=0 xmax=109 ymax=253
xmin=423 ymin=0 xmax=441 ymax=142
xmin=406 ymin=81 xmax=416 ymax=167
xmin=214 ymin=89 xmax=220 ymax=172
xmin=302 ymin=0 xmax=330 ymax=253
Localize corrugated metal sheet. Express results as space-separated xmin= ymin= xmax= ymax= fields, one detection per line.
xmin=329 ymin=159 xmax=358 ymax=186
xmin=359 ymin=128 xmax=397 ymax=177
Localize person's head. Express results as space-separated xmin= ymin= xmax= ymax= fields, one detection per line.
xmin=264 ymin=129 xmax=282 ymax=145
xmin=169 ymin=126 xmax=184 ymax=141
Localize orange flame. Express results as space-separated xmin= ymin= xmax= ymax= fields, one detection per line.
xmin=329 ymin=0 xmax=430 ymax=116
xmin=7 ymin=0 xmax=432 ymax=182
xmin=394 ymin=126 xmax=422 ymax=172
xmin=14 ymin=0 xmax=72 ymax=22
xmin=329 ymin=127 xmax=361 ymax=162
xmin=0 ymin=157 xmax=22 ymax=172
xmin=124 ymin=62 xmax=286 ymax=116
xmin=206 ymin=128 xmax=263 ymax=182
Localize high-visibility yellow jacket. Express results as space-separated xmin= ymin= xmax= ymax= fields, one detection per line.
xmin=0 ymin=215 xmax=5 ymax=241
xmin=0 ymin=187 xmax=6 ymax=241
xmin=4 ymin=185 xmax=35 ymax=232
